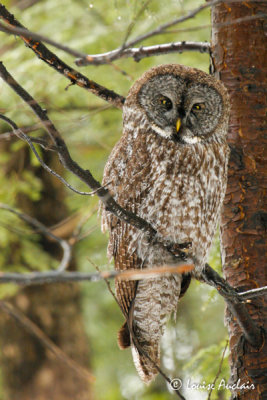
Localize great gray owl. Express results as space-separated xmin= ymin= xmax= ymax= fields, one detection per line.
xmin=101 ymin=64 xmax=230 ymax=383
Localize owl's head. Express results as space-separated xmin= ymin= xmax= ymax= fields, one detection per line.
xmin=125 ymin=64 xmax=230 ymax=144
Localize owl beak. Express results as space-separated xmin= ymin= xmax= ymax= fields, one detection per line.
xmin=176 ymin=118 xmax=181 ymax=133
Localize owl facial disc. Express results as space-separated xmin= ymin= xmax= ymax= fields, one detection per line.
xmin=138 ymin=72 xmax=224 ymax=144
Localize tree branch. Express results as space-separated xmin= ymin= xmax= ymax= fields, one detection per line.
xmin=0 ymin=203 xmax=71 ymax=272
xmin=165 ymin=13 xmax=267 ymax=35
xmin=0 ymin=21 xmax=87 ymax=58
xmin=118 ymin=0 xmax=240 ymax=49
xmin=76 ymin=41 xmax=210 ymax=67
xmin=202 ymin=264 xmax=264 ymax=349
xmin=0 ymin=113 xmax=97 ymax=196
xmin=0 ymin=301 xmax=95 ymax=383
xmin=0 ymin=265 xmax=194 ymax=285
xmin=0 ymin=4 xmax=125 ymax=109
xmin=238 ymin=286 xmax=267 ymax=301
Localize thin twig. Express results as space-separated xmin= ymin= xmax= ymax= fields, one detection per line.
xmin=0 ymin=4 xmax=125 ymax=109
xmin=0 ymin=203 xmax=71 ymax=272
xmin=238 ymin=286 xmax=267 ymax=301
xmin=120 ymin=0 xmax=238 ymax=49
xmin=0 ymin=114 xmax=99 ymax=196
xmin=0 ymin=123 xmax=42 ymax=140
xmin=165 ymin=13 xmax=267 ymax=35
xmin=0 ymin=301 xmax=95 ymax=383
xmin=76 ymin=42 xmax=210 ymax=66
xmin=121 ymin=0 xmax=153 ymax=47
xmin=0 ymin=22 xmax=87 ymax=58
xmin=207 ymin=340 xmax=229 ymax=400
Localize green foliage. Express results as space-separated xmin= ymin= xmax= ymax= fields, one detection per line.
xmin=0 ymin=0 xmax=229 ymax=399
xmin=183 ymin=340 xmax=230 ymax=399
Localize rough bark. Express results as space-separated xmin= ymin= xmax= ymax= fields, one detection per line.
xmin=211 ymin=1 xmax=267 ymax=399
xmin=0 ymin=144 xmax=92 ymax=400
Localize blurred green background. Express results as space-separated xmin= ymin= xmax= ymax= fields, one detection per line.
xmin=0 ymin=1 xmax=230 ymax=399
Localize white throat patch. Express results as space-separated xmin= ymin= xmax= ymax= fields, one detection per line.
xmin=151 ymin=123 xmax=172 ymax=138
xmin=182 ymin=136 xmax=202 ymax=144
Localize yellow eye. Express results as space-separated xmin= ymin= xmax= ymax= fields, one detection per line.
xmin=192 ymin=103 xmax=205 ymax=112
xmin=159 ymin=97 xmax=172 ymax=110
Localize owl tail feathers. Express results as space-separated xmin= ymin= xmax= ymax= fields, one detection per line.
xmin=117 ymin=321 xmax=131 ymax=349
xmin=118 ymin=322 xmax=160 ymax=383
xmin=131 ymin=341 xmax=160 ymax=384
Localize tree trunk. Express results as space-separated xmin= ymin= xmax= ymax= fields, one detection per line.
xmin=211 ymin=2 xmax=267 ymax=399
xmin=0 ymin=145 xmax=92 ymax=400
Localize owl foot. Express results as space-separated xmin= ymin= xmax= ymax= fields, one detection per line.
xmin=165 ymin=241 xmax=192 ymax=260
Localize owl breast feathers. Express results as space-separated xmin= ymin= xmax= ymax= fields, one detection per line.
xmin=101 ymin=64 xmax=230 ymax=383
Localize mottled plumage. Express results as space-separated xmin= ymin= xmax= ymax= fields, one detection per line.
xmin=101 ymin=64 xmax=230 ymax=383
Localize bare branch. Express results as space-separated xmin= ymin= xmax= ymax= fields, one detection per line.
xmin=76 ymin=41 xmax=210 ymax=67
xmin=0 ymin=203 xmax=71 ymax=272
xmin=0 ymin=4 xmax=125 ymax=109
xmin=202 ymin=264 xmax=264 ymax=349
xmin=121 ymin=0 xmax=153 ymax=47
xmin=0 ymin=264 xmax=194 ymax=286
xmin=0 ymin=113 xmax=97 ymax=196
xmin=165 ymin=13 xmax=267 ymax=35
xmin=238 ymin=286 xmax=267 ymax=301
xmin=1 ymin=263 xmax=266 ymax=303
xmin=0 ymin=123 xmax=42 ymax=141
xmin=120 ymin=0 xmax=231 ymax=49
xmin=0 ymin=301 xmax=95 ymax=383
xmin=208 ymin=340 xmax=229 ymax=400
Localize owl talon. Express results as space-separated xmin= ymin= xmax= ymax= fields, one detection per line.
xmin=165 ymin=241 xmax=192 ymax=259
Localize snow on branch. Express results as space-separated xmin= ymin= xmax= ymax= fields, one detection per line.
xmin=75 ymin=42 xmax=210 ymax=66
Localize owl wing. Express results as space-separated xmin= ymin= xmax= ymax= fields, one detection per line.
xmin=101 ymin=139 xmax=150 ymax=347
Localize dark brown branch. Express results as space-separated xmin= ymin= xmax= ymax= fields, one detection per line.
xmin=202 ymin=264 xmax=264 ymax=349
xmin=0 ymin=203 xmax=71 ymax=272
xmin=76 ymin=41 xmax=210 ymax=67
xmin=0 ymin=4 xmax=125 ymax=109
xmin=0 ymin=301 xmax=95 ymax=383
